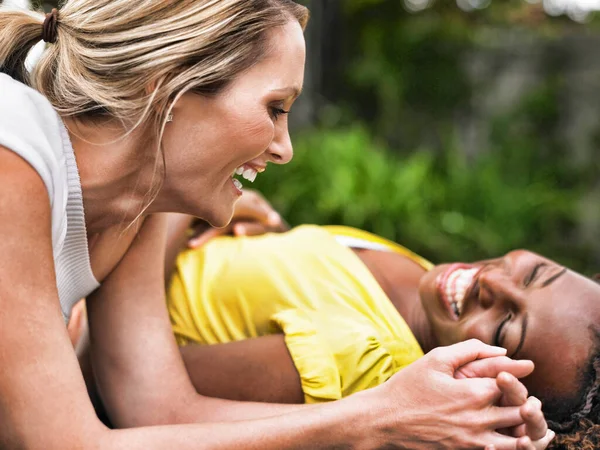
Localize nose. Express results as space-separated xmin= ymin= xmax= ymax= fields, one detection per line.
xmin=267 ymin=125 xmax=293 ymax=165
xmin=477 ymin=270 xmax=503 ymax=309
xmin=476 ymin=265 xmax=522 ymax=310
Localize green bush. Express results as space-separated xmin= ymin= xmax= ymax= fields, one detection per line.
xmin=253 ymin=126 xmax=591 ymax=272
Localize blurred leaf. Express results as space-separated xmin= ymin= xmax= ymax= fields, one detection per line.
xmin=253 ymin=125 xmax=592 ymax=273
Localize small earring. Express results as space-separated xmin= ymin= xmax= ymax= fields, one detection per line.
xmin=166 ymin=113 xmax=173 ymax=123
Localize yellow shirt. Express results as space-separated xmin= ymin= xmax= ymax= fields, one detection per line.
xmin=168 ymin=225 xmax=432 ymax=403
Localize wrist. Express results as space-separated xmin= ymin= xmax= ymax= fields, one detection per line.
xmin=341 ymin=388 xmax=409 ymax=450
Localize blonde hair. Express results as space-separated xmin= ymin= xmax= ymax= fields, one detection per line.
xmin=0 ymin=0 xmax=308 ymax=212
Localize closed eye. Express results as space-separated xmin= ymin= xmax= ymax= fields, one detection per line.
xmin=493 ymin=312 xmax=513 ymax=347
xmin=523 ymin=262 xmax=546 ymax=287
xmin=270 ymin=107 xmax=289 ymax=121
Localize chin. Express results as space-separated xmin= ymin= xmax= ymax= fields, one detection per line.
xmin=187 ymin=191 xmax=237 ymax=229
xmin=203 ymin=208 xmax=234 ymax=228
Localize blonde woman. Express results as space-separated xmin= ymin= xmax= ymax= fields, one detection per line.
xmin=0 ymin=1 xmax=549 ymax=449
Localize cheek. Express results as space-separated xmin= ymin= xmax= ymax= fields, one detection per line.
xmin=418 ymin=266 xmax=445 ymax=304
xmin=461 ymin=317 xmax=493 ymax=344
xmin=232 ymin=111 xmax=275 ymax=152
xmin=436 ymin=319 xmax=489 ymax=347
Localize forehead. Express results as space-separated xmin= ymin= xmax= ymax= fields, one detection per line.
xmin=518 ymin=270 xmax=600 ymax=399
xmin=233 ymin=20 xmax=306 ymax=89
xmin=266 ymin=19 xmax=306 ymax=58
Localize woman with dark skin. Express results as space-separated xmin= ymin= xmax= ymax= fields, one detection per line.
xmin=162 ymin=215 xmax=600 ymax=450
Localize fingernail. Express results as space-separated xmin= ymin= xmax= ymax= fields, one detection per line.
xmin=485 ymin=445 xmax=495 ymax=450
xmin=268 ymin=212 xmax=281 ymax=226
xmin=188 ymin=239 xmax=198 ymax=248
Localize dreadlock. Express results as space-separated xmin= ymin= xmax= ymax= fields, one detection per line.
xmin=547 ymin=328 xmax=600 ymax=450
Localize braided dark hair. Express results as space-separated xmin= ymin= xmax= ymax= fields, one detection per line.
xmin=547 ymin=328 xmax=600 ymax=450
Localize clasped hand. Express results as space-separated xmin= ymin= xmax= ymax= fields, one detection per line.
xmin=178 ymin=194 xmax=555 ymax=450
xmin=370 ymin=339 xmax=554 ymax=450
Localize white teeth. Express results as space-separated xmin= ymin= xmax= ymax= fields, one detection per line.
xmin=242 ymin=168 xmax=257 ymax=183
xmin=444 ymin=268 xmax=478 ymax=316
xmin=232 ymin=178 xmax=243 ymax=190
xmin=233 ymin=166 xmax=259 ymax=183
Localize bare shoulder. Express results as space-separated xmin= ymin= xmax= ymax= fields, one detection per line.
xmin=0 ymin=144 xmax=57 ymax=305
xmin=0 ymin=144 xmax=49 ymax=203
xmin=0 ymin=146 xmax=101 ymax=447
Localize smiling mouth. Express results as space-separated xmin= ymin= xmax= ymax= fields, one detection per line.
xmin=436 ymin=264 xmax=480 ymax=319
xmin=231 ymin=164 xmax=264 ymax=190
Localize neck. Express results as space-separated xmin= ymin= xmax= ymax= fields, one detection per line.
xmin=64 ymin=117 xmax=158 ymax=234
xmin=353 ymin=249 xmax=438 ymax=353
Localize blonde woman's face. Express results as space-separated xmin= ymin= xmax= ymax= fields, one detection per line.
xmin=161 ymin=20 xmax=306 ymax=227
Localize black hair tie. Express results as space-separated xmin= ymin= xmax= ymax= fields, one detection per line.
xmin=42 ymin=8 xmax=59 ymax=44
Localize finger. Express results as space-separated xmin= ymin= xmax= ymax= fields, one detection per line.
xmin=433 ymin=339 xmax=507 ymax=371
xmin=186 ymin=220 xmax=212 ymax=240
xmin=516 ymin=436 xmax=533 ymax=450
xmin=277 ymin=216 xmax=291 ymax=232
xmin=236 ymin=206 xmax=282 ymax=229
xmin=487 ymin=405 xmax=526 ymax=430
xmin=267 ymin=211 xmax=284 ymax=228
xmin=497 ymin=421 xmax=526 ymax=438
xmin=456 ymin=358 xmax=534 ymax=380
xmin=516 ymin=433 xmax=555 ymax=450
xmin=486 ymin=430 xmax=553 ymax=450
xmin=497 ymin=372 xmax=529 ymax=407
xmin=234 ymin=191 xmax=280 ymax=225
xmin=505 ymin=424 xmax=527 ymax=438
xmin=521 ymin=397 xmax=548 ymax=441
xmin=485 ymin=431 xmax=529 ymax=450
xmin=188 ymin=226 xmax=230 ymax=248
xmin=233 ymin=222 xmax=269 ymax=237
xmin=530 ymin=430 xmax=555 ymax=450
xmin=458 ymin=377 xmax=506 ymax=406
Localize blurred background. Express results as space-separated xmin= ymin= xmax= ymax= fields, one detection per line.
xmin=13 ymin=0 xmax=600 ymax=273
xmin=268 ymin=0 xmax=600 ymax=274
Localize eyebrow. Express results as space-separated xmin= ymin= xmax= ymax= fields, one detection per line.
xmin=541 ymin=267 xmax=568 ymax=288
xmin=270 ymin=86 xmax=303 ymax=99
xmin=510 ymin=313 xmax=529 ymax=359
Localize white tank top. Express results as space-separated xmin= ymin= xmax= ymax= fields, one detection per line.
xmin=0 ymin=73 xmax=99 ymax=321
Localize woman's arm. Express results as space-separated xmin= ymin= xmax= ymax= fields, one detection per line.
xmin=0 ymin=146 xmax=542 ymax=450
xmin=0 ymin=148 xmax=105 ymax=447
xmin=180 ymin=334 xmax=305 ymax=404
xmin=0 ymin=147 xmax=368 ymax=448
xmin=88 ymin=212 xmax=310 ymax=426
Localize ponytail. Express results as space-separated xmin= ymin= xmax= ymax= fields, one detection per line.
xmin=0 ymin=8 xmax=45 ymax=84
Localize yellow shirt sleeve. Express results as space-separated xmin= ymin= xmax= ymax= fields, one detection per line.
xmin=270 ymin=307 xmax=417 ymax=403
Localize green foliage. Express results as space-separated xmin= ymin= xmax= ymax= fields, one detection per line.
xmin=289 ymin=0 xmax=600 ymax=272
xmin=253 ymin=126 xmax=592 ymax=273
xmin=329 ymin=0 xmax=599 ymax=155
xmin=333 ymin=3 xmax=473 ymax=150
